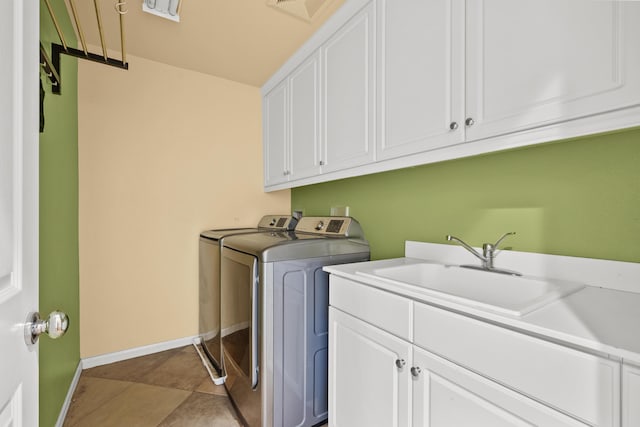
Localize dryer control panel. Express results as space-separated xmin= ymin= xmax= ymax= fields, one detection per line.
xmin=257 ymin=215 xmax=298 ymax=230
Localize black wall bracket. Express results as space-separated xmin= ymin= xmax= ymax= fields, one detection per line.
xmin=40 ymin=43 xmax=60 ymax=89
xmin=49 ymin=43 xmax=129 ymax=95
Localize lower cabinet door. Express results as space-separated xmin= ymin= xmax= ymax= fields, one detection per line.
xmin=412 ymin=347 xmax=589 ymax=427
xmin=329 ymin=307 xmax=412 ymax=427
xmin=623 ymin=363 xmax=640 ymax=427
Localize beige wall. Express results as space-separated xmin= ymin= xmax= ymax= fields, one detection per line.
xmin=78 ymin=54 xmax=290 ymax=358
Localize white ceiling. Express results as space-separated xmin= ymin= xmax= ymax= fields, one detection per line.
xmin=63 ymin=0 xmax=345 ymax=87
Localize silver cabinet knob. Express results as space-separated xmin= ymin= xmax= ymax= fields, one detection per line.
xmin=395 ymin=359 xmax=406 ymax=368
xmin=319 ymin=160 xmax=325 ymax=166
xmin=465 ymin=117 xmax=475 ymax=126
xmin=449 ymin=122 xmax=459 ymax=130
xmin=25 ymin=310 xmax=69 ymax=344
xmin=411 ymin=366 xmax=422 ymax=377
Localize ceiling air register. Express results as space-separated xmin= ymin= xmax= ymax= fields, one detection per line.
xmin=142 ymin=0 xmax=182 ymax=22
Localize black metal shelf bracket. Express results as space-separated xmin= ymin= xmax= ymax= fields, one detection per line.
xmin=50 ymin=43 xmax=128 ymax=95
xmin=40 ymin=43 xmax=60 ymax=89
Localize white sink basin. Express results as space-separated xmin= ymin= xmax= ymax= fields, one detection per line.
xmin=357 ymin=263 xmax=585 ymax=316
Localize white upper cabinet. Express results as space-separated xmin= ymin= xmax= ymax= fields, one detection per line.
xmin=263 ymin=81 xmax=288 ymax=186
xmin=262 ymin=0 xmax=640 ymax=190
xmin=466 ymin=0 xmax=640 ymax=141
xmin=376 ymin=0 xmax=464 ymax=161
xmin=289 ymin=52 xmax=321 ymax=180
xmin=263 ymin=52 xmax=321 ymax=187
xmin=321 ymin=2 xmax=375 ymax=173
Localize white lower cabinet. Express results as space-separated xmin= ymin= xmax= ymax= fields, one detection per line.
xmin=412 ymin=347 xmax=588 ymax=427
xmin=623 ymin=364 xmax=640 ymax=426
xmin=328 ymin=307 xmax=411 ymax=427
xmin=328 ymin=276 xmax=625 ymax=427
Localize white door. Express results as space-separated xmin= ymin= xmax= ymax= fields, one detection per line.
xmin=322 ymin=2 xmax=375 ymax=173
xmin=412 ymin=347 xmax=589 ymax=427
xmin=0 ymin=0 xmax=39 ymax=426
xmin=376 ymin=0 xmax=464 ymax=161
xmin=465 ymin=0 xmax=640 ymax=141
xmin=328 ymin=308 xmax=411 ymax=427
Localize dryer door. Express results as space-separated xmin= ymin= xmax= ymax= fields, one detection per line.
xmin=221 ymin=247 xmax=259 ymax=389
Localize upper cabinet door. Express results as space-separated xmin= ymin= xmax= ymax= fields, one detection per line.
xmin=289 ymin=52 xmax=321 ymax=180
xmin=376 ymin=0 xmax=465 ymax=161
xmin=466 ymin=0 xmax=640 ymax=141
xmin=263 ymin=81 xmax=289 ymax=186
xmin=322 ymin=2 xmax=375 ymax=173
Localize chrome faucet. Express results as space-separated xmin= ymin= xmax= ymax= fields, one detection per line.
xmin=445 ymin=232 xmax=521 ymax=276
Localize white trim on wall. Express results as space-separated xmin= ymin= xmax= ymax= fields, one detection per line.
xmin=81 ymin=335 xmax=199 ymax=369
xmin=54 ymin=362 xmax=82 ymax=427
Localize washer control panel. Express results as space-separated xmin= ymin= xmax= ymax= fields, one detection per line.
xmin=296 ymin=216 xmax=362 ymax=238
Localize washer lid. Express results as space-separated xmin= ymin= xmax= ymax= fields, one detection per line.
xmin=200 ymin=228 xmax=261 ymax=241
xmin=200 ymin=214 xmax=297 ymax=240
xmin=222 ymin=230 xmax=369 ymax=262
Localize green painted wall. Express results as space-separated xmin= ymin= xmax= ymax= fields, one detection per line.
xmin=292 ymin=128 xmax=640 ymax=263
xmin=39 ymin=1 xmax=80 ymax=426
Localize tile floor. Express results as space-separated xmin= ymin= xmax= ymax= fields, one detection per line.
xmin=63 ymin=345 xmax=241 ymax=426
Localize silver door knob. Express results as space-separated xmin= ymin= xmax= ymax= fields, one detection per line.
xmin=449 ymin=122 xmax=458 ymax=130
xmin=25 ymin=310 xmax=69 ymax=344
xmin=395 ymin=359 xmax=406 ymax=368
xmin=465 ymin=117 xmax=475 ymax=126
xmin=411 ymin=366 xmax=422 ymax=377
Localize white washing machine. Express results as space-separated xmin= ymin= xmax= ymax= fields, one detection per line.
xmin=220 ymin=216 xmax=370 ymax=427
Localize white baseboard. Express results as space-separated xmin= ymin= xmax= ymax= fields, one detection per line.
xmin=55 ymin=361 xmax=83 ymax=427
xmin=81 ymin=335 xmax=199 ymax=369
xmin=221 ymin=321 xmax=249 ymax=338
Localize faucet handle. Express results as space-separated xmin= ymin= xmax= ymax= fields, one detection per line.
xmin=492 ymin=232 xmax=516 ymax=250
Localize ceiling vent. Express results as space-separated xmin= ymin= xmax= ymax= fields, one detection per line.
xmin=266 ymin=0 xmax=333 ymax=22
xmin=142 ymin=0 xmax=181 ymax=22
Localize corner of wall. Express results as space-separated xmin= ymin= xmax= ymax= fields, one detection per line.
xmin=39 ymin=0 xmax=80 ymax=426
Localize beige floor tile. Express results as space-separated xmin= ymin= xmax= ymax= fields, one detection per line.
xmin=63 ymin=376 xmax=133 ymax=426
xmin=71 ymin=383 xmax=190 ymax=427
xmin=83 ymin=348 xmax=181 ymax=383
xmin=158 ymin=392 xmax=240 ymax=427
xmin=137 ymin=347 xmax=210 ymax=391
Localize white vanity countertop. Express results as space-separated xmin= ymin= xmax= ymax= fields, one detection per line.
xmin=325 ymin=242 xmax=640 ymax=366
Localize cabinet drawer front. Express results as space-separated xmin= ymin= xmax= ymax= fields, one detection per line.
xmin=414 ymin=302 xmax=620 ymax=427
xmin=329 ymin=276 xmax=412 ymax=340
